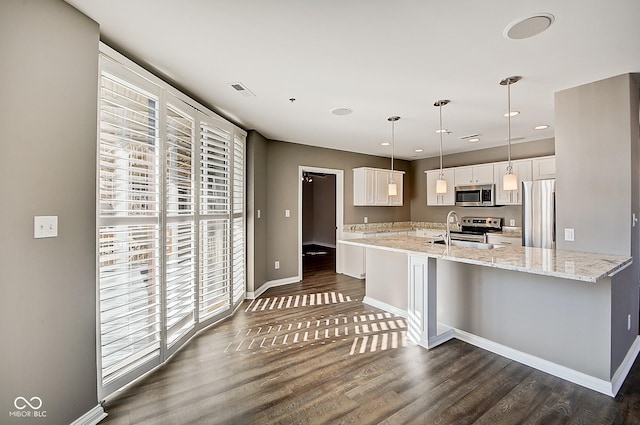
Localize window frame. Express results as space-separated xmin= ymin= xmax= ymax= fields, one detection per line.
xmin=97 ymin=43 xmax=246 ymax=401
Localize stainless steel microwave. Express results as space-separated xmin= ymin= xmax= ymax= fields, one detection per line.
xmin=455 ymin=184 xmax=496 ymax=207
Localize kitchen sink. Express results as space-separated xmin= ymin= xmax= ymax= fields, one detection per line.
xmin=430 ymin=239 xmax=504 ymax=250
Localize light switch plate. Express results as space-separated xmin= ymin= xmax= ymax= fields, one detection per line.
xmin=34 ymin=216 xmax=58 ymax=238
xmin=285 ymin=209 xmax=290 ymax=218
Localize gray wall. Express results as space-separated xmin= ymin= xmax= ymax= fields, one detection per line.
xmin=555 ymin=73 xmax=640 ymax=377
xmin=410 ymin=139 xmax=555 ymax=225
xmin=0 ymin=1 xmax=99 ymax=424
xmin=555 ymin=75 xmax=636 ymax=257
xmin=247 ymin=131 xmax=269 ymax=293
xmin=261 ymin=139 xmax=410 ymax=285
xmin=437 ymin=261 xmax=612 ymax=380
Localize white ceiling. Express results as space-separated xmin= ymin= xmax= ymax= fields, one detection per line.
xmin=66 ymin=0 xmax=640 ymax=160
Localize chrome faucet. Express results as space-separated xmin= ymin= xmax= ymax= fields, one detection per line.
xmin=445 ymin=210 xmax=460 ymax=246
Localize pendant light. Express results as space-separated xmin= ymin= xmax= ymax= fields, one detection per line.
xmin=387 ymin=116 xmax=400 ymax=196
xmin=500 ymin=76 xmax=521 ymax=191
xmin=434 ymin=100 xmax=450 ymax=194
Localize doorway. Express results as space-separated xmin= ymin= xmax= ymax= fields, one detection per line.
xmin=298 ymin=166 xmax=344 ymax=279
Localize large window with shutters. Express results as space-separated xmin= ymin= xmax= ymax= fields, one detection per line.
xmin=97 ymin=45 xmax=246 ymax=400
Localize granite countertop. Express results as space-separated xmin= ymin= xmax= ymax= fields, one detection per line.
xmin=339 ymin=235 xmax=632 ymax=283
xmin=343 ymin=221 xmax=446 ymax=234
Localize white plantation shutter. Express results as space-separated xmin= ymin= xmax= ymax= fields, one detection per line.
xmin=165 ymin=102 xmax=196 ymax=348
xmin=199 ymin=122 xmax=230 ymax=215
xmin=199 ymin=219 xmax=230 ymax=318
xmin=98 ymin=68 xmax=162 ymax=391
xmin=166 ymin=104 xmax=195 ymax=216
xmin=232 ymin=134 xmax=245 ymax=303
xmin=99 ymin=73 xmax=160 ymax=216
xmin=98 ymin=225 xmax=161 ymax=385
xmin=97 ymin=46 xmax=246 ymax=399
xmin=165 ymin=222 xmax=195 ymax=346
xmin=199 ymin=121 xmax=231 ymax=320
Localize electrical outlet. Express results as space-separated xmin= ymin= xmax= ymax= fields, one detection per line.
xmin=509 ymin=219 xmax=516 ymax=227
xmin=275 ymin=261 xmax=280 ymax=269
xmin=364 ymin=217 xmax=368 ymax=224
xmin=285 ymin=210 xmax=290 ymax=218
xmin=257 ymin=209 xmax=261 ymax=219
xmin=564 ymin=228 xmax=575 ymax=242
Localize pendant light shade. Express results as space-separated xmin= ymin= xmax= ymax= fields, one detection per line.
xmin=388 ymin=182 xmax=398 ymax=196
xmin=500 ymin=76 xmax=521 ymax=191
xmin=388 ymin=116 xmax=400 ymax=196
xmin=434 ymin=100 xmax=450 ymax=194
xmin=503 ymin=172 xmax=518 ymax=190
xmin=435 ymin=179 xmax=448 ymax=194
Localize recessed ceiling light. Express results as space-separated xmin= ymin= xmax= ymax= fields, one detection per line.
xmin=414 ymin=148 xmax=424 ymax=153
xmin=331 ymin=107 xmax=352 ymax=116
xmin=504 ymin=13 xmax=555 ymax=40
xmin=504 ymin=111 xmax=520 ymax=117
xmin=468 ymin=138 xmax=480 ymax=143
xmin=381 ymin=142 xmax=390 ymax=146
xmin=534 ymin=124 xmax=550 ymax=130
xmin=435 ymin=129 xmax=449 ymax=134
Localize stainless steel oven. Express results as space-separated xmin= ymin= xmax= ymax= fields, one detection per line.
xmin=449 ymin=217 xmax=503 ymax=243
xmin=455 ymin=184 xmax=495 ymax=207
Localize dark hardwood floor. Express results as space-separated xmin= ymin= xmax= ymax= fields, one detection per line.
xmin=100 ymin=247 xmax=640 ymax=424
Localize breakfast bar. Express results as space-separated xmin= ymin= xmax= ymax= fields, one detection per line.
xmin=339 ymin=235 xmax=636 ymax=396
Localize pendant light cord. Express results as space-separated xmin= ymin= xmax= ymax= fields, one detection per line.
xmin=391 ymin=119 xmax=395 ymax=173
xmin=507 ymin=80 xmax=512 ymax=174
xmin=439 ymin=103 xmax=444 ymax=179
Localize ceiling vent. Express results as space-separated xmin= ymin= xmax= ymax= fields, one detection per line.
xmin=229 ymin=82 xmax=255 ymax=97
xmin=458 ymin=133 xmax=480 ymax=140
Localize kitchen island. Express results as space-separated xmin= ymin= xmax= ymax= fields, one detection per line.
xmin=339 ymin=235 xmax=637 ymax=396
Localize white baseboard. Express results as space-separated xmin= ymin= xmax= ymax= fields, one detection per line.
xmin=451 ymin=327 xmax=622 ymax=396
xmin=246 ymin=276 xmax=301 ymax=299
xmin=611 ymin=335 xmax=640 ymax=395
xmin=362 ymin=296 xmax=407 ymax=318
xmin=70 ymin=404 xmax=107 ymax=425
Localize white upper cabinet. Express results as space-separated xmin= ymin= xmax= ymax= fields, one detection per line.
xmin=425 ymin=169 xmax=455 ymax=206
xmin=494 ymin=159 xmax=533 ymax=205
xmin=353 ymin=167 xmax=404 ymax=206
xmin=454 ymin=164 xmax=494 ymax=186
xmin=532 ymin=156 xmax=556 ymax=180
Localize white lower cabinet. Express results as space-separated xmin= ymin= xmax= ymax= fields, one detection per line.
xmin=425 ymin=169 xmax=455 ymax=206
xmin=494 ymin=159 xmax=532 ymax=205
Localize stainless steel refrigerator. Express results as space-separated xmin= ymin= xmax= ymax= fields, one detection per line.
xmin=522 ymin=179 xmax=556 ymax=249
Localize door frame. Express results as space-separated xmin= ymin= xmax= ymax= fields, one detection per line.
xmin=298 ymin=166 xmax=344 ymax=278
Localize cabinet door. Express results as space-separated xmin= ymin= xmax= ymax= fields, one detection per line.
xmin=426 ymin=170 xmax=439 ymax=206
xmin=374 ymin=170 xmax=390 ymax=205
xmin=494 ymin=159 xmax=532 ymax=205
xmin=533 ymin=156 xmax=556 ymax=180
xmin=426 ymin=169 xmax=455 ymax=206
xmin=454 ymin=166 xmax=473 ymax=186
xmin=473 ymin=164 xmax=494 ymax=185
xmin=389 ymin=171 xmax=404 ymax=206
xmin=353 ymin=168 xmax=376 ymax=206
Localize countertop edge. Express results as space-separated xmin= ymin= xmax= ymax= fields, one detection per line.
xmin=339 ymin=237 xmax=632 ymax=284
